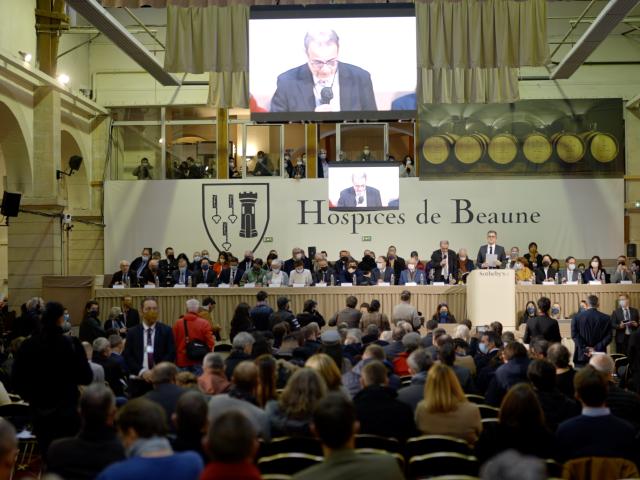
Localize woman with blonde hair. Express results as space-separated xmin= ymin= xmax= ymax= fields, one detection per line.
xmin=265 ymin=368 xmax=327 ymax=437
xmin=305 ymin=353 xmax=349 ymax=397
xmin=415 ymin=364 xmax=482 ymax=444
xmin=514 ymin=257 xmax=535 ymax=283
xmin=255 ymin=354 xmax=277 ymax=408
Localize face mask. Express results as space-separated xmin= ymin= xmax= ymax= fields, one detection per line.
xmin=142 ymin=255 xmax=150 ymax=262
xmin=511 ymin=252 xmax=518 ymax=259
xmin=568 ymin=264 xmax=576 ymax=271
xmin=619 ymin=300 xmax=627 ymax=308
xmin=579 ymin=306 xmax=586 ymax=312
xmin=440 ymin=311 xmax=448 ymax=318
xmin=542 ymin=261 xmax=550 ymax=268
xmin=479 ymin=343 xmax=489 ymax=354
xmin=89 ymin=310 xmax=99 ymax=318
xmin=295 ymin=268 xmax=304 ymax=274
xmin=167 ymin=254 xmax=175 ymax=260
xmin=619 ymin=261 xmax=626 ymax=266
xmin=527 ymin=306 xmax=536 ymax=315
xmin=340 ymin=256 xmax=348 ymax=262
xmin=408 ymin=264 xmax=416 ymax=271
xmin=285 ymin=156 xmax=290 ymax=161
xmin=320 ymin=154 xmax=326 ymax=160
xmin=294 ymin=253 xmax=302 ymax=260
xmin=515 ymin=263 xmax=523 ymax=271
xmin=230 ymin=264 xmax=238 ymax=270
xmin=297 ymin=160 xmax=302 ymax=165
xmin=591 ymin=261 xmax=599 ymax=269
xmin=551 ymin=307 xmax=560 ymax=315
xmin=194 ymin=256 xmax=201 ymax=262
xmin=203 ymin=255 xmax=209 ymax=260
xmin=407 ymin=160 xmax=413 ymax=166
xmin=348 ymin=268 xmax=356 ymax=274
xmin=388 ymin=254 xmax=395 ymax=260
xmin=272 ymin=268 xmax=281 ymax=274
xmin=377 ymin=262 xmax=385 ymax=269
xmin=459 ymin=256 xmax=467 ymax=261
xmin=320 ymin=267 xmax=328 ymax=272
xmin=202 ymin=264 xmax=209 ymax=271
xmin=143 ymin=311 xmax=158 ymax=323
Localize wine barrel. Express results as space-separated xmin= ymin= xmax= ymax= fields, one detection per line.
xmin=454 ymin=133 xmax=489 ymax=164
xmin=551 ymin=132 xmax=585 ymax=163
xmin=580 ymin=131 xmax=619 ymax=163
xmin=522 ymin=132 xmax=552 ymax=164
xmin=422 ymin=134 xmax=458 ymax=165
xmin=488 ymin=133 xmax=519 ymax=165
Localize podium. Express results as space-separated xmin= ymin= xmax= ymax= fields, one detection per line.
xmin=466 ymin=269 xmax=516 ymax=330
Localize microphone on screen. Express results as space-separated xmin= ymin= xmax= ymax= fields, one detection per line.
xmin=320 ymin=87 xmax=334 ymax=105
xmin=357 ymin=196 xmax=364 ymax=205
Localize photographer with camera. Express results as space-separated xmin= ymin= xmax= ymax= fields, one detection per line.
xmin=133 ymin=157 xmax=153 ymax=180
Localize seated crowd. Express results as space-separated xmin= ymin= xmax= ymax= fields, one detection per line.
xmin=109 ymin=235 xmax=640 ymax=290
xmin=1 ymin=286 xmax=640 ymax=480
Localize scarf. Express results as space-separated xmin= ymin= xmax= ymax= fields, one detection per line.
xmin=126 ymin=436 xmax=173 ymax=458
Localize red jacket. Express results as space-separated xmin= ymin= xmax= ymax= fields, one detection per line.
xmin=393 ymin=351 xmax=410 ymax=376
xmin=173 ymin=312 xmax=215 ymax=367
xmin=200 ymin=462 xmax=262 ymax=480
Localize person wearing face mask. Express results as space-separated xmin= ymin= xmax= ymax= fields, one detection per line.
xmin=292 ymin=156 xmax=306 ymax=179
xmin=514 ymin=257 xmax=535 ymax=284
xmin=519 ymin=301 xmax=538 ymax=328
xmin=524 ymin=242 xmax=543 ymax=270
xmin=284 ymin=152 xmax=294 ymax=178
xmin=400 ymin=155 xmax=415 ymax=177
xmin=159 ymin=247 xmax=178 ymax=279
xmin=333 ymin=250 xmax=352 ymax=276
xmin=240 ymin=250 xmax=254 ymax=272
xmin=317 ymin=148 xmax=329 ymax=179
xmin=265 ymin=259 xmax=289 ymax=287
xmin=534 ymin=254 xmax=558 ymax=284
xmin=455 ymin=248 xmax=475 ymax=284
xmin=583 ymin=255 xmax=607 ymax=283
xmin=339 ymin=261 xmax=363 ymax=285
xmin=240 ymin=258 xmax=267 ymax=286
xmin=172 ymin=258 xmax=194 ymax=287
xmin=431 ymin=303 xmax=456 ymax=325
xmin=631 ymin=260 xmax=640 ymax=283
xmin=386 ymin=245 xmax=406 ymax=285
xmin=79 ymin=300 xmax=106 ymax=344
xmin=193 ymin=258 xmax=217 ymax=287
xmin=190 ymin=251 xmax=202 ymax=273
xmin=559 ymin=256 xmax=582 ymax=284
xmin=506 ymin=247 xmax=520 ymax=269
xmin=611 ymin=255 xmax=632 ymax=283
xmin=284 ymin=247 xmax=312 ymax=275
xmin=313 ymin=258 xmax=336 ymax=285
xmin=212 ymin=252 xmax=229 ymax=276
xmin=611 ymin=294 xmax=639 ymax=355
xmin=399 ymin=258 xmax=427 ymax=285
xmin=358 ymin=249 xmax=377 ymax=272
xmin=370 ymin=256 xmax=391 ymax=284
xmin=551 ymin=303 xmax=562 ymax=320
xmin=523 ymin=297 xmax=561 ymax=344
xmin=359 ymin=146 xmax=375 ymax=162
xmin=130 ymin=248 xmax=152 ymax=279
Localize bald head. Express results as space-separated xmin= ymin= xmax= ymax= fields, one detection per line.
xmin=232 ymin=361 xmax=258 ymax=392
xmin=151 ymin=362 xmax=178 ymax=385
xmin=589 ymin=354 xmax=615 ymax=377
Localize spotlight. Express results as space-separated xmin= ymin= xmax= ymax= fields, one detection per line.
xmin=635 ymin=200 xmax=640 ymax=209
xmin=19 ymin=51 xmax=32 ymax=62
xmin=158 ymin=138 xmax=164 ymax=144
xmin=57 ymin=73 xmax=70 ymax=85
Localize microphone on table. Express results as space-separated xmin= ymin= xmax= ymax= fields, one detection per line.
xmin=320 ymin=87 xmax=334 ymax=105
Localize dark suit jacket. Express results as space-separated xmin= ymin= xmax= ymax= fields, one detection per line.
xmin=122 ymin=308 xmax=140 ymax=329
xmin=144 ymin=383 xmax=186 ymax=428
xmin=558 ymin=268 xmax=582 ymax=283
xmin=123 ymin=322 xmax=176 ymax=375
xmin=337 ymin=186 xmax=382 ymax=208
xmin=571 ymin=309 xmax=612 ymax=365
xmin=217 ymin=267 xmax=244 ymax=286
xmin=535 ymin=267 xmax=558 ymax=284
xmin=109 ymin=270 xmax=139 ymax=288
xmin=171 ymin=269 xmax=194 ymax=287
xmin=79 ymin=317 xmax=106 ymax=343
xmin=139 ymin=269 xmax=167 ymax=287
xmin=611 ymin=307 xmax=640 ymax=344
xmin=313 ymin=268 xmax=336 ymax=284
xmin=193 ymin=268 xmax=217 ymax=286
xmin=430 ymin=249 xmax=458 ymax=282
xmin=283 ymin=257 xmax=312 ymax=275
xmin=476 ymin=244 xmax=507 ymax=268
xmin=270 ymin=62 xmax=377 ymax=113
xmin=372 ymin=267 xmax=393 ymax=283
xmin=524 ymin=315 xmax=562 ymax=344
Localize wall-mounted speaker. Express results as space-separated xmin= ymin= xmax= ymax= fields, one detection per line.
xmin=627 ymin=243 xmax=637 ymax=258
xmin=0 ymin=192 xmax=21 ymax=217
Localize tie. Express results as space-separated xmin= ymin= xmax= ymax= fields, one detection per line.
xmin=180 ymin=272 xmax=184 ymax=284
xmin=625 ymin=309 xmax=630 ymax=322
xmin=146 ymin=328 xmax=155 ymax=369
xmin=489 ymin=246 xmax=493 ymax=255
xmin=231 ymin=268 xmax=236 ymax=283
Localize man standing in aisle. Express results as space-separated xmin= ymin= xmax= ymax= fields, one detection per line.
xmin=571 ymin=295 xmax=612 ymax=366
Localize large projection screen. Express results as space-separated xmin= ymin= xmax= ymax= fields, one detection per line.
xmin=249 ymin=5 xmax=417 ymax=122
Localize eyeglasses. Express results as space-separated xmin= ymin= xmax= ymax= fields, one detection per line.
xmin=310 ymin=58 xmax=338 ymax=68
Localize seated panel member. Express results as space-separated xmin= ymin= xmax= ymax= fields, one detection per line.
xmin=110 ymin=260 xmax=138 ymax=288
xmin=535 ymin=254 xmax=558 ymax=284
xmin=193 ymin=258 xmax=217 ymax=286
xmin=172 ymin=257 xmax=193 ymax=287
xmin=216 ymin=257 xmax=243 ymax=286
xmin=270 ymin=29 xmax=377 ymax=113
xmin=288 ymin=260 xmax=313 ymax=286
xmin=240 ymin=259 xmax=267 ymax=286
xmin=372 ymin=256 xmax=394 ymax=284
xmin=337 ymin=172 xmax=382 ymax=208
xmin=583 ymin=255 xmax=607 ymax=283
xmin=514 ymin=257 xmax=535 ymax=283
xmin=313 ymin=258 xmax=336 ymax=285
xmin=476 ymin=230 xmax=506 ymax=269
xmin=339 ymin=260 xmax=363 ymax=285
xmin=431 ymin=240 xmax=457 ymax=283
xmin=140 ymin=259 xmax=167 ymax=287
xmin=559 ymin=256 xmax=582 ymax=284
xmin=611 ymin=255 xmax=633 ymax=283
xmin=265 ymin=259 xmax=289 ymax=287
xmin=456 ymin=248 xmax=474 ymax=283
xmin=399 ymin=258 xmax=427 ymax=285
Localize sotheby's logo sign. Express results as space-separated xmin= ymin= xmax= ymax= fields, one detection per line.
xmin=202 ymin=183 xmax=270 ymax=253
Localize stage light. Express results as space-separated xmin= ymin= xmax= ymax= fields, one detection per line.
xmin=57 ymin=73 xmax=70 ymax=85
xmin=19 ymin=51 xmax=32 ymax=62
xmin=635 ymin=200 xmax=640 ymax=208
xmin=158 ymin=138 xmax=164 ymax=144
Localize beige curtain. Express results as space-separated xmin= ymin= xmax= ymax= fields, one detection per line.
xmin=165 ymin=4 xmax=249 ymax=107
xmin=421 ymin=67 xmax=520 ymax=104
xmin=416 ymin=0 xmax=548 ymax=69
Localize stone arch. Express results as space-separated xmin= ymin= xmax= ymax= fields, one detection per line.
xmin=61 ymin=129 xmax=90 ymax=211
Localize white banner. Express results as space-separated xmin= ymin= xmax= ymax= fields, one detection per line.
xmin=104 ymin=178 xmax=624 ymax=270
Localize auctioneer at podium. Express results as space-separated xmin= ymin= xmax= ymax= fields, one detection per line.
xmin=466 ymin=269 xmax=516 ymax=330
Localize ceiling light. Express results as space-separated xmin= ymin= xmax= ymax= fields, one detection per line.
xmin=19 ymin=51 xmax=32 ymax=62
xmin=57 ymin=73 xmax=70 ymax=85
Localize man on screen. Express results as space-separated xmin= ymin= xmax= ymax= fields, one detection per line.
xmin=337 ymin=172 xmax=382 ymax=208
xmin=270 ymin=30 xmax=377 ymax=113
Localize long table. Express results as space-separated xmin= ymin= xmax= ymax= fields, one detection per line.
xmin=95 ymin=284 xmax=639 ymax=341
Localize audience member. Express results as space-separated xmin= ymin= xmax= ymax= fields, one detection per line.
xmin=229 ymin=302 xmax=253 ymax=341
xmin=144 ymin=362 xmax=186 ymax=427
xmin=121 ymin=296 xmax=140 ymax=328
xmin=176 ymin=371 xmax=198 ymax=389
xmin=293 ymin=393 xmax=404 ymax=480
xmin=250 ymin=290 xmax=273 ymax=332
xmin=109 ymin=334 xmax=128 ymax=375
xmin=485 ymin=342 xmax=530 ymax=406
xmin=329 ymin=296 xmax=362 ymax=328
xmin=571 ymin=295 xmax=612 ymax=366
xmin=439 ymin=341 xmax=474 ymax=393
xmin=431 ymin=303 xmax=456 ymax=324
xmin=359 ymin=299 xmax=390 ymax=331
xmin=225 ymin=332 xmax=255 ymax=380
xmin=198 ymin=353 xmax=230 ymax=395
xmin=96 ymin=398 xmax=203 ymax=480
xmin=547 ymin=343 xmax=576 ymax=398
xmin=172 ymin=299 xmax=214 ymax=373
xmin=415 ymin=364 xmax=482 ymax=444
xmin=392 ymin=290 xmax=422 ymax=330
xmin=47 ymin=384 xmax=125 ymax=480
xmin=79 ymin=300 xmax=106 ymax=343
xmin=480 ymin=450 xmax=547 ymax=480
xmin=297 ymin=299 xmax=326 ymax=328
xmin=306 ymin=353 xmax=346 ymax=396
xmin=255 ymin=354 xmax=278 ymax=408
xmin=393 ymin=332 xmax=421 ymax=376
xmin=523 ymin=296 xmax=561 ymax=344
xmin=92 ymin=337 xmax=126 ymax=397
xmin=270 ymin=297 xmax=300 ymax=332
xmin=84 ymin=341 xmax=106 ymax=385
xmin=397 ymin=348 xmax=432 ymax=412
xmin=171 ymin=391 xmax=208 ymax=462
